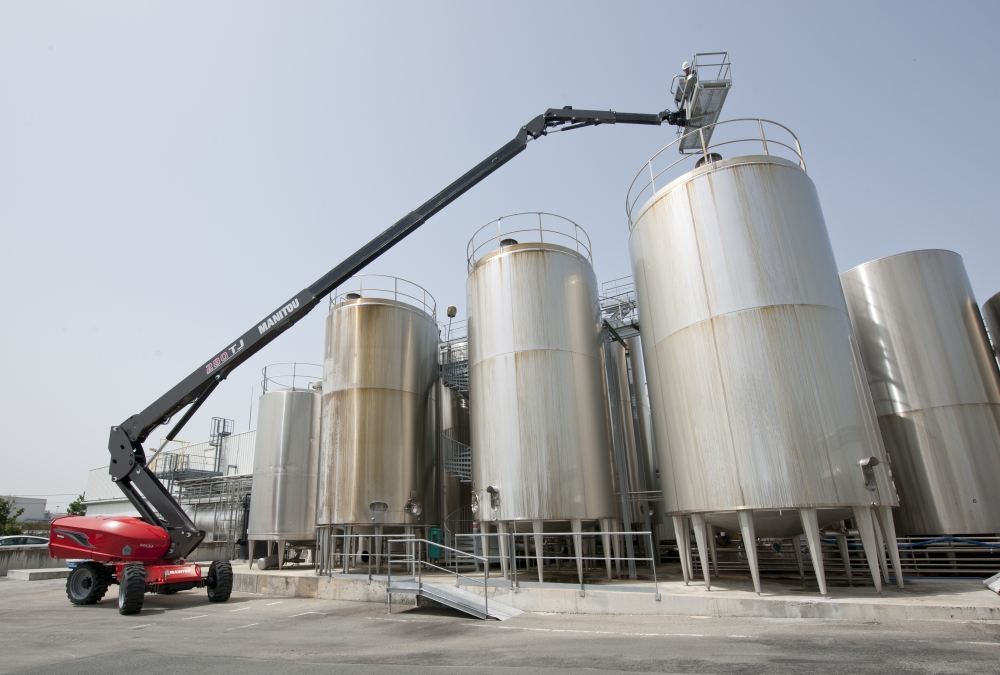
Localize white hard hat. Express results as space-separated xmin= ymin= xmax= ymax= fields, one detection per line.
xmin=682 ymin=61 xmax=691 ymax=70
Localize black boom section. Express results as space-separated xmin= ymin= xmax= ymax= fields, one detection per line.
xmin=109 ymin=104 xmax=685 ymax=550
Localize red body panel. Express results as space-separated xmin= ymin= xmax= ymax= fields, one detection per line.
xmin=117 ymin=562 xmax=202 ymax=585
xmin=49 ymin=515 xmax=171 ymax=563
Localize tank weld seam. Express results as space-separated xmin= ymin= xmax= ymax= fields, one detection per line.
xmin=628 ymin=156 xmax=804 ymax=232
xmin=875 ymin=401 xmax=1000 ymax=416
xmin=653 ymin=303 xmax=850 ymax=344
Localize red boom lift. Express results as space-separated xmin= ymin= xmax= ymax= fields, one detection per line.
xmin=50 ymin=101 xmax=687 ymax=614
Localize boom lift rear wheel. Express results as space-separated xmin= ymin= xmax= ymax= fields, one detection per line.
xmin=66 ymin=562 xmax=110 ymax=605
xmin=206 ymin=560 xmax=233 ymax=602
xmin=118 ymin=565 xmax=146 ymax=615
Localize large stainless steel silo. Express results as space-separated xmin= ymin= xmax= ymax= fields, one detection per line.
xmin=984 ymin=291 xmax=1000 ymax=370
xmin=247 ymin=365 xmax=323 ymax=569
xmin=841 ymin=251 xmax=1000 ymax=536
xmin=316 ymin=275 xmax=439 ymax=558
xmin=625 ymin=120 xmax=899 ymax=595
xmin=466 ymin=213 xmax=617 ymax=582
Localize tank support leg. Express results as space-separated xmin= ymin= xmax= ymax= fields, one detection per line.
xmin=792 ymin=535 xmax=805 ymax=585
xmin=278 ymin=539 xmax=285 ymax=570
xmin=738 ymin=510 xmax=761 ymax=596
xmin=835 ymin=532 xmax=853 ymax=585
xmin=872 ymin=516 xmax=891 ymax=587
xmin=532 ymin=521 xmax=545 ymax=582
xmin=671 ymin=515 xmax=690 ymax=585
xmin=708 ymin=525 xmax=718 ymax=579
xmin=248 ymin=539 xmax=255 ymax=569
xmin=571 ymin=519 xmax=584 ymax=595
xmin=853 ymin=506 xmax=883 ymax=595
xmin=653 ymin=523 xmax=663 ymax=566
xmin=799 ymin=508 xmax=828 ymax=597
xmin=497 ymin=522 xmax=509 ymax=580
xmin=375 ymin=525 xmax=383 ymax=575
xmin=342 ymin=528 xmax=351 ymax=574
xmin=875 ymin=506 xmax=903 ymax=589
xmin=690 ymin=513 xmax=712 ymax=590
xmin=600 ymin=518 xmax=613 ymax=580
xmin=610 ymin=520 xmax=622 ymax=578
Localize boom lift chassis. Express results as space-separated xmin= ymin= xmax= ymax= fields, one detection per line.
xmin=55 ymin=103 xmax=686 ymax=614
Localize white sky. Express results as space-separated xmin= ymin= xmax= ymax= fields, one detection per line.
xmin=2 ymin=2 xmax=998 ymax=512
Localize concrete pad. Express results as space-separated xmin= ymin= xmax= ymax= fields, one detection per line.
xmin=8 ymin=568 xmax=70 ymax=581
xmin=233 ymin=567 xmax=1000 ymax=622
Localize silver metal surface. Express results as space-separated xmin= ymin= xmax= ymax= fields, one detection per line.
xmin=605 ymin=337 xmax=662 ymax=526
xmin=317 ymin=277 xmax=440 ymax=528
xmin=440 ymin=381 xmax=471 ymax=512
xmin=628 ymin=153 xmax=895 ymax=538
xmin=841 ymin=250 xmax=1000 ymax=535
xmin=983 ymin=291 xmax=1000 ymax=368
xmin=247 ymin=387 xmax=322 ymax=541
xmin=467 ymin=213 xmax=616 ymax=523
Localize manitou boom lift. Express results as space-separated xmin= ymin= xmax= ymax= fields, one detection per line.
xmin=50 ymin=103 xmax=688 ymax=615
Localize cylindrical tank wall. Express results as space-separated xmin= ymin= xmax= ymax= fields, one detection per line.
xmin=317 ymin=291 xmax=439 ymax=528
xmin=841 ymin=250 xmax=1000 ymax=535
xmin=628 ymin=155 xmax=894 ymax=537
xmin=467 ymin=231 xmax=616 ymax=523
xmin=984 ymin=291 xmax=1000 ymax=369
xmin=247 ymin=387 xmax=322 ymax=542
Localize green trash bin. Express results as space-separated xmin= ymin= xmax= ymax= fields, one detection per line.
xmin=428 ymin=527 xmax=442 ymax=560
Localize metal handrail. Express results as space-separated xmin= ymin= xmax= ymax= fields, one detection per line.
xmin=466 ymin=212 xmax=593 ymax=272
xmin=625 ymin=118 xmax=806 ymax=228
xmin=331 ymin=274 xmax=437 ymax=321
xmin=260 ymin=362 xmax=322 ymax=393
xmin=455 ymin=530 xmax=661 ymax=600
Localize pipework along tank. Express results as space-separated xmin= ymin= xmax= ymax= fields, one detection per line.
xmin=625 ymin=119 xmax=898 ymax=595
xmin=841 ymin=251 xmax=1000 ymax=536
xmin=984 ymin=291 xmax=1000 ymax=371
xmin=466 ymin=213 xmax=616 ymax=572
xmin=316 ymin=275 xmax=439 ymax=542
xmin=247 ymin=363 xmax=322 ymax=568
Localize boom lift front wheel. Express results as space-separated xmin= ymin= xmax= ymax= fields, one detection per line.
xmin=206 ymin=560 xmax=233 ymax=602
xmin=118 ymin=565 xmax=146 ymax=615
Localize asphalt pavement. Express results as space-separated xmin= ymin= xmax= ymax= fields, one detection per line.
xmin=3 ymin=576 xmax=999 ymax=674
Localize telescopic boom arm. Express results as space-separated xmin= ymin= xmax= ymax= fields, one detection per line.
xmin=107 ymin=104 xmax=686 ymax=560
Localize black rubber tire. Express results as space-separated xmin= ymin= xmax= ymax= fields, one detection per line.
xmin=117 ymin=565 xmax=146 ymax=615
xmin=206 ymin=560 xmax=233 ymax=603
xmin=66 ymin=563 xmax=110 ymax=605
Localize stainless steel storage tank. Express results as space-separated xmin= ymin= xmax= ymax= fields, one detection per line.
xmin=625 ymin=120 xmax=899 ymax=594
xmin=467 ymin=213 xmax=617 ymax=582
xmin=316 ymin=275 xmax=439 ymax=542
xmin=984 ymin=291 xmax=1000 ymax=369
xmin=247 ymin=364 xmax=322 ymax=568
xmin=841 ymin=250 xmax=1000 ymax=536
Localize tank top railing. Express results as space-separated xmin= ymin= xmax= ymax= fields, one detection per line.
xmin=331 ymin=274 xmax=436 ymax=321
xmin=466 ymin=212 xmax=592 ymax=272
xmin=626 ymin=118 xmax=806 ymax=228
xmin=260 ymin=362 xmax=323 ymax=393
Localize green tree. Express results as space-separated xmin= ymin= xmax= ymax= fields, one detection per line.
xmin=66 ymin=494 xmax=86 ymax=516
xmin=0 ymin=497 xmax=25 ymax=536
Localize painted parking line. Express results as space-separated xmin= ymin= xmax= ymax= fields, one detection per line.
xmin=266 ymin=601 xmax=284 ymax=606
xmin=131 ymin=624 xmax=152 ymax=630
xmin=226 ymin=623 xmax=258 ymax=631
xmin=463 ymin=623 xmax=708 ymax=638
xmin=289 ymin=611 xmax=325 ymax=618
xmin=959 ymin=642 xmax=1000 ymax=646
xmin=230 ymin=606 xmax=253 ymax=612
xmin=181 ymin=614 xmax=208 ymax=620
